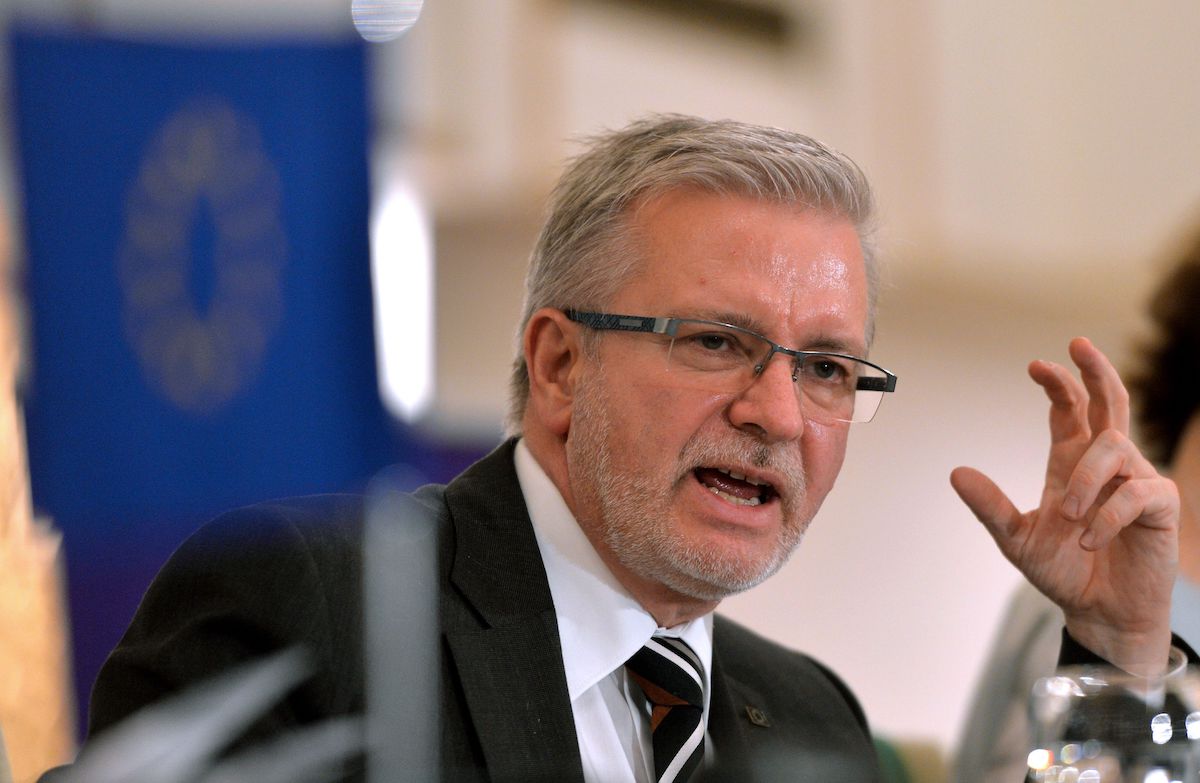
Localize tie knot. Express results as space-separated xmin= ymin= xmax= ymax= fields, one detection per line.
xmin=625 ymin=635 xmax=705 ymax=711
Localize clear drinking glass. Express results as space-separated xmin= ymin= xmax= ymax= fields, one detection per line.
xmin=1027 ymin=650 xmax=1200 ymax=782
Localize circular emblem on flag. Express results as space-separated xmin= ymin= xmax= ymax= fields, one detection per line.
xmin=118 ymin=98 xmax=286 ymax=414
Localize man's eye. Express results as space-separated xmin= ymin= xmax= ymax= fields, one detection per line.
xmin=810 ymin=360 xmax=846 ymax=380
xmin=696 ymin=333 xmax=734 ymax=351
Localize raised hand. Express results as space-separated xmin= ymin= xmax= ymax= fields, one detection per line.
xmin=951 ymin=337 xmax=1179 ymax=674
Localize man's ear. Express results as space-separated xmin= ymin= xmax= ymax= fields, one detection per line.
xmin=523 ymin=308 xmax=586 ymax=438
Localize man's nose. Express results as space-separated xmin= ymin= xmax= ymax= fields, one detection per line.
xmin=726 ymin=353 xmax=805 ymax=441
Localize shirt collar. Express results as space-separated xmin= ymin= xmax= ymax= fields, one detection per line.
xmin=514 ymin=439 xmax=713 ymax=702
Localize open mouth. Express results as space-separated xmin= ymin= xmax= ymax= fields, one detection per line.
xmin=693 ymin=467 xmax=778 ymax=507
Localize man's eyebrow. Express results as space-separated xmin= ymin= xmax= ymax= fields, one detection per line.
xmin=688 ymin=310 xmax=762 ymax=332
xmin=802 ymin=335 xmax=867 ymax=357
xmin=681 ymin=310 xmax=866 ymax=356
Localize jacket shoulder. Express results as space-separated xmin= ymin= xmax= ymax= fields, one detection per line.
xmin=89 ymin=487 xmax=451 ymax=741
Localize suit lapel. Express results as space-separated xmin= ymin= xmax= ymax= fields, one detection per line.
xmin=704 ymin=637 xmax=764 ymax=782
xmin=441 ymin=440 xmax=585 ymax=782
xmin=446 ymin=615 xmax=583 ymax=781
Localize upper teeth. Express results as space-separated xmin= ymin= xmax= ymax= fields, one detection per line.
xmin=717 ymin=468 xmax=767 ymax=486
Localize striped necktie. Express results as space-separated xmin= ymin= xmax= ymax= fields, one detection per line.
xmin=625 ymin=635 xmax=705 ymax=783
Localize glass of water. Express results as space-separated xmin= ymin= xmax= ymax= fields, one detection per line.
xmin=1027 ymin=649 xmax=1200 ymax=782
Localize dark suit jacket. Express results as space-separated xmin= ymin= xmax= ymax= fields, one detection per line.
xmin=89 ymin=441 xmax=880 ymax=781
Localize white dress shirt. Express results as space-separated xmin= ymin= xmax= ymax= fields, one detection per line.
xmin=513 ymin=440 xmax=714 ymax=783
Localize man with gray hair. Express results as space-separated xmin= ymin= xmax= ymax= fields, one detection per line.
xmin=81 ymin=114 xmax=1181 ymax=782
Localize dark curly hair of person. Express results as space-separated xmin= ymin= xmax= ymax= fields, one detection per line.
xmin=1128 ymin=223 xmax=1200 ymax=466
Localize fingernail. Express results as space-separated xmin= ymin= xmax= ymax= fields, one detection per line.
xmin=1079 ymin=529 xmax=1096 ymax=549
xmin=1063 ymin=496 xmax=1080 ymax=519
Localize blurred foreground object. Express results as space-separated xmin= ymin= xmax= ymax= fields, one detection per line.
xmin=1026 ymin=654 xmax=1200 ymax=782
xmin=351 ymin=0 xmax=424 ymax=42
xmin=50 ymin=648 xmax=361 ymax=783
xmin=364 ymin=473 xmax=439 ymax=782
xmin=0 ymin=203 xmax=74 ymax=779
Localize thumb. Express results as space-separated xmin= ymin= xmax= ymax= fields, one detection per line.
xmin=950 ymin=466 xmax=1023 ymax=552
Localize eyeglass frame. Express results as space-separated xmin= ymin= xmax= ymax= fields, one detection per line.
xmin=563 ymin=309 xmax=897 ymax=417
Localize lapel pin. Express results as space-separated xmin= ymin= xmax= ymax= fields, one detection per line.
xmin=744 ymin=705 xmax=771 ymax=728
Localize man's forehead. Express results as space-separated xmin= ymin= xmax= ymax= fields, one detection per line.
xmin=615 ymin=191 xmax=868 ymax=338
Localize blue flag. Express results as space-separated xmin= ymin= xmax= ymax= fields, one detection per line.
xmin=8 ymin=24 xmax=402 ymax=726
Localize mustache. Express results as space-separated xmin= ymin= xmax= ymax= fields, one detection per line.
xmin=677 ymin=428 xmax=806 ymax=497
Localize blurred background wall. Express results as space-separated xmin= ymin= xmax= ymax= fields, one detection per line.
xmin=2 ymin=0 xmax=1200 ymax=763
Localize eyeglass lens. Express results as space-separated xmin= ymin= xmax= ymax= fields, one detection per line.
xmin=661 ymin=321 xmax=886 ymax=423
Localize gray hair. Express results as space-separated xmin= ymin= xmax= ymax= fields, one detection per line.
xmin=506 ymin=113 xmax=878 ymax=435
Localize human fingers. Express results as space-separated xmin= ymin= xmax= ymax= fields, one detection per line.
xmin=1068 ymin=336 xmax=1131 ymax=436
xmin=951 ymin=467 xmax=1023 ymax=554
xmin=1028 ymin=358 xmax=1090 ymax=444
xmin=1074 ymin=475 xmax=1179 ymax=551
xmin=1059 ymin=429 xmax=1148 ymax=522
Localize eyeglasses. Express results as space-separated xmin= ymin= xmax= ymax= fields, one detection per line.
xmin=565 ymin=310 xmax=897 ymax=424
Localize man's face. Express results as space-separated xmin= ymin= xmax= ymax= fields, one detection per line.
xmin=564 ymin=188 xmax=869 ymax=602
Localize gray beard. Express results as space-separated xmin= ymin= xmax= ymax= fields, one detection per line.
xmin=569 ymin=375 xmax=810 ymax=602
